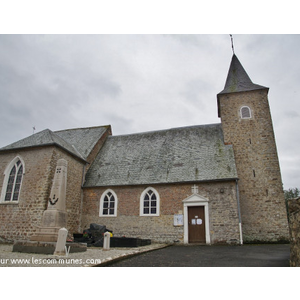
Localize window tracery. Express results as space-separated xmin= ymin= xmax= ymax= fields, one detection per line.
xmin=100 ymin=189 xmax=118 ymax=216
xmin=140 ymin=187 xmax=160 ymax=216
xmin=1 ymin=157 xmax=24 ymax=203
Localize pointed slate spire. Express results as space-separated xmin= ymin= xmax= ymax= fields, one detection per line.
xmin=218 ymin=54 xmax=268 ymax=95
xmin=217 ymin=54 xmax=269 ymax=117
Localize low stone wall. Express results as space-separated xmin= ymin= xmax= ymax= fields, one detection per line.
xmin=288 ymin=197 xmax=300 ymax=266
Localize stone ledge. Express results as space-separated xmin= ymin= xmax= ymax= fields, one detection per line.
xmin=12 ymin=240 xmax=87 ymax=254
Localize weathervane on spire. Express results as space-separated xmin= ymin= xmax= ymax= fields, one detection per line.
xmin=230 ymin=34 xmax=235 ymax=54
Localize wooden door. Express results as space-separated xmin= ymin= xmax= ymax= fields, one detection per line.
xmin=188 ymin=206 xmax=206 ymax=243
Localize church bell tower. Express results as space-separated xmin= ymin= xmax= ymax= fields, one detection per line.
xmin=217 ymin=54 xmax=289 ymax=243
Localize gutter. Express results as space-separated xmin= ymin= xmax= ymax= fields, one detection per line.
xmin=82 ymin=177 xmax=239 ymax=189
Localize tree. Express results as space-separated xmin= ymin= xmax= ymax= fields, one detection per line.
xmin=284 ymin=187 xmax=300 ymax=222
xmin=284 ymin=188 xmax=300 ymax=201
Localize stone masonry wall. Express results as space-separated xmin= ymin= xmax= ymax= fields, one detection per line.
xmin=82 ymin=181 xmax=240 ymax=244
xmin=219 ymin=90 xmax=289 ymax=242
xmin=287 ymin=197 xmax=300 ymax=266
xmin=0 ymin=146 xmax=85 ymax=242
xmin=0 ymin=148 xmax=54 ymax=241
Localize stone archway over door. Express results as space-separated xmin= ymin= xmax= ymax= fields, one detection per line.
xmin=182 ymin=194 xmax=210 ymax=244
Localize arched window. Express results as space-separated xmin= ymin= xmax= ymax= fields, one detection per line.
xmin=240 ymin=106 xmax=252 ymax=119
xmin=140 ymin=187 xmax=160 ymax=216
xmin=99 ymin=189 xmax=118 ymax=217
xmin=1 ymin=157 xmax=25 ymax=203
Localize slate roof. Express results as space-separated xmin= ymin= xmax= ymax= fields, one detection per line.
xmin=84 ymin=124 xmax=238 ymax=187
xmin=55 ymin=126 xmax=109 ymax=160
xmin=0 ymin=126 xmax=109 ymax=161
xmin=218 ymin=54 xmax=268 ymax=95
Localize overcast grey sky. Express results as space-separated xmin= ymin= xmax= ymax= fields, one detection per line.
xmin=0 ymin=34 xmax=299 ymax=189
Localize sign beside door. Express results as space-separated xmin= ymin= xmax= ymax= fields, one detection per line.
xmin=173 ymin=214 xmax=184 ymax=226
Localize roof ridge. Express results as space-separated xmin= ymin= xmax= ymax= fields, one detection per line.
xmin=0 ymin=128 xmax=86 ymax=161
xmin=47 ymin=130 xmax=86 ymax=160
xmin=0 ymin=128 xmax=52 ymax=150
xmin=54 ymin=125 xmax=110 ymax=134
xmin=111 ymin=123 xmax=222 ymax=138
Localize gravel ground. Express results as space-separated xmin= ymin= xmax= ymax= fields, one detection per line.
xmin=0 ymin=243 xmax=168 ymax=267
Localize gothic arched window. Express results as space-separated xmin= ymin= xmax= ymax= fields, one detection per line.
xmin=99 ymin=189 xmax=118 ymax=217
xmin=1 ymin=157 xmax=25 ymax=203
xmin=240 ymin=106 xmax=252 ymax=119
xmin=140 ymin=187 xmax=160 ymax=216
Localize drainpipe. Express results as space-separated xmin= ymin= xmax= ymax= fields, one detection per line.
xmin=236 ymin=179 xmax=243 ymax=245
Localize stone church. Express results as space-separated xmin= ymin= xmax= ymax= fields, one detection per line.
xmin=0 ymin=54 xmax=289 ymax=244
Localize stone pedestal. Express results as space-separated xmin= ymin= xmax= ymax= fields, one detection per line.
xmin=30 ymin=227 xmax=62 ymax=242
xmin=30 ymin=159 xmax=68 ymax=242
xmin=31 ymin=210 xmax=67 ymax=242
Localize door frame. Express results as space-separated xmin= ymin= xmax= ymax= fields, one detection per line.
xmin=182 ymin=194 xmax=210 ymax=244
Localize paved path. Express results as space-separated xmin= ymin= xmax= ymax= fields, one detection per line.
xmin=0 ymin=243 xmax=290 ymax=267
xmin=0 ymin=243 xmax=168 ymax=267
xmin=104 ymin=244 xmax=290 ymax=267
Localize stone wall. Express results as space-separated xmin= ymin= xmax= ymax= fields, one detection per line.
xmin=0 ymin=148 xmax=53 ymax=241
xmin=219 ymin=89 xmax=289 ymax=242
xmin=82 ymin=181 xmax=240 ymax=244
xmin=0 ymin=146 xmax=85 ymax=241
xmin=288 ymin=197 xmax=300 ymax=266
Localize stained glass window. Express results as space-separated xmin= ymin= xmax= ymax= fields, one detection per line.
xmin=4 ymin=160 xmax=23 ymax=202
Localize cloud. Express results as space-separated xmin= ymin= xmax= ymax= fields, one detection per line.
xmin=0 ymin=34 xmax=299 ymax=189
